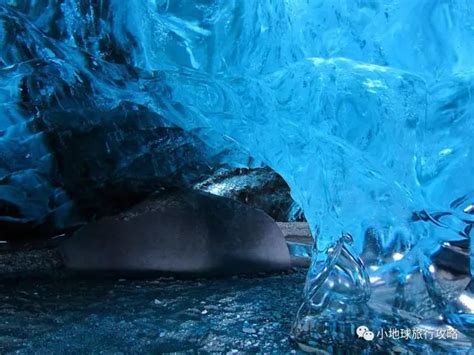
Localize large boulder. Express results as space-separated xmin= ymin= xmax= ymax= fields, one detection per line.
xmin=60 ymin=190 xmax=291 ymax=276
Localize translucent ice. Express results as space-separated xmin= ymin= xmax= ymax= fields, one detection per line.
xmin=1 ymin=0 xmax=473 ymax=351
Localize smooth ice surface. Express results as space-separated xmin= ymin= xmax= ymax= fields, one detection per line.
xmin=1 ymin=0 xmax=474 ymax=351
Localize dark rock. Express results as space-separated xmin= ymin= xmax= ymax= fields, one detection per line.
xmin=60 ymin=190 xmax=291 ymax=276
xmin=195 ymin=167 xmax=304 ymax=222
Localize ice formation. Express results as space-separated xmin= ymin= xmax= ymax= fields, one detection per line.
xmin=1 ymin=0 xmax=473 ymax=351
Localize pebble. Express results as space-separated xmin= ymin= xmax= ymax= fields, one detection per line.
xmin=0 ymin=268 xmax=308 ymax=353
xmin=243 ymin=327 xmax=256 ymax=334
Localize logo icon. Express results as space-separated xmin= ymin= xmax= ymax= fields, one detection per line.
xmin=356 ymin=325 xmax=375 ymax=341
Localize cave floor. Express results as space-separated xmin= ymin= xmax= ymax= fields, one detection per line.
xmin=0 ymin=269 xmax=306 ymax=354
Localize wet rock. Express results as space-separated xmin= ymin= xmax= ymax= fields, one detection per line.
xmin=60 ymin=190 xmax=291 ymax=276
xmin=195 ymin=167 xmax=304 ymax=222
xmin=242 ymin=327 xmax=257 ymax=334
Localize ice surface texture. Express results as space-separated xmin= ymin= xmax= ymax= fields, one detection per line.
xmin=1 ymin=0 xmax=474 ymax=351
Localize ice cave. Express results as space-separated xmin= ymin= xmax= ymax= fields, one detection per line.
xmin=0 ymin=0 xmax=473 ymax=353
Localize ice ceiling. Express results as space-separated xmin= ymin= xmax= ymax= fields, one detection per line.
xmin=1 ymin=0 xmax=474 ymax=350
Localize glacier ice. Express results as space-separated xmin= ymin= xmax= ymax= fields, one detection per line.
xmin=0 ymin=2 xmax=263 ymax=237
xmin=1 ymin=0 xmax=474 ymax=351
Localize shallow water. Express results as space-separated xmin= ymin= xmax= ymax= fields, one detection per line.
xmin=0 ymin=270 xmax=305 ymax=354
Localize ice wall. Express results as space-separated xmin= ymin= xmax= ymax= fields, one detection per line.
xmin=1 ymin=0 xmax=473 ymax=350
